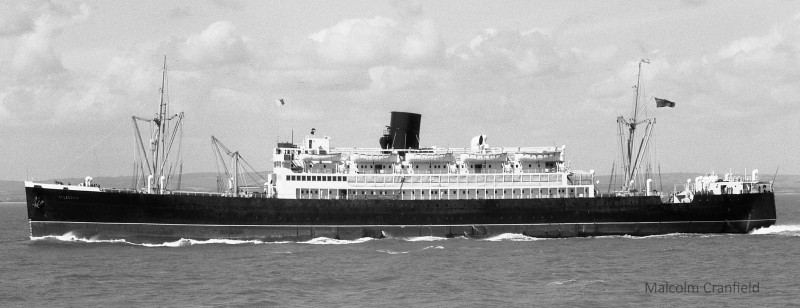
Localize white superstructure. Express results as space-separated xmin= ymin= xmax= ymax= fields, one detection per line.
xmin=266 ymin=135 xmax=596 ymax=200
xmin=670 ymin=170 xmax=773 ymax=203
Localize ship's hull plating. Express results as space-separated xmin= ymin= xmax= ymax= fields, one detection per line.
xmin=26 ymin=185 xmax=776 ymax=242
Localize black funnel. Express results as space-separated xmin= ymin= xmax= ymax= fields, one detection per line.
xmin=379 ymin=112 xmax=421 ymax=150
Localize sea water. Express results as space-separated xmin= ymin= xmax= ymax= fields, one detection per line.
xmin=1 ymin=194 xmax=798 ymax=307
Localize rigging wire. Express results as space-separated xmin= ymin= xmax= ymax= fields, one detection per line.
xmin=53 ymin=119 xmax=127 ymax=179
xmin=176 ymin=117 xmax=184 ymax=191
xmin=211 ymin=136 xmax=269 ymax=194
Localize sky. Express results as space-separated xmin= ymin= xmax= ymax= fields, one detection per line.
xmin=1 ymin=0 xmax=799 ymax=181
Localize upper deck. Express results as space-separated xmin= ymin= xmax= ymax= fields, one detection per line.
xmin=272 ymin=134 xmax=568 ymax=175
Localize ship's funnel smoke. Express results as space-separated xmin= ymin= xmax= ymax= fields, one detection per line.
xmin=379 ymin=112 xmax=421 ymax=150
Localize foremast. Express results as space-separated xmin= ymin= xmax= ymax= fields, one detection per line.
xmin=132 ymin=56 xmax=185 ymax=194
xmin=616 ymin=59 xmax=655 ymax=193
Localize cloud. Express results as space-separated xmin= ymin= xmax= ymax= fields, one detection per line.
xmin=262 ymin=9 xmax=447 ymax=93
xmin=580 ymin=11 xmax=800 ymax=132
xmin=717 ymin=28 xmax=783 ymax=64
xmin=446 ymin=28 xmax=576 ymax=90
xmin=207 ymin=0 xmax=245 ymax=11
xmin=0 ymin=1 xmax=92 ymax=124
xmin=570 ymin=45 xmax=618 ymax=63
xmin=309 ymin=15 xmax=443 ymax=66
xmin=0 ymin=2 xmax=39 ymax=36
xmin=367 ymin=65 xmax=443 ymax=90
xmin=451 ymin=28 xmax=561 ymax=75
xmin=169 ymin=6 xmax=195 ymax=19
xmin=11 ymin=24 xmax=67 ymax=80
xmin=683 ymin=14 xmax=800 ymax=113
xmin=0 ymin=1 xmax=88 ymax=36
xmin=181 ymin=21 xmax=253 ymax=67
xmin=6 ymin=1 xmax=89 ymax=79
xmin=391 ymin=0 xmax=424 ymax=19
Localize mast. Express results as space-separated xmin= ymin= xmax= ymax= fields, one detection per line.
xmin=617 ymin=59 xmax=655 ymax=192
xmin=233 ymin=151 xmax=240 ymax=195
xmin=132 ymin=56 xmax=185 ymax=193
xmin=628 ymin=60 xmax=644 ymax=180
xmin=211 ymin=136 xmax=267 ymax=196
xmin=156 ymin=55 xmax=169 ymax=181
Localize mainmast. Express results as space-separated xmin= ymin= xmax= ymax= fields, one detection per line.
xmin=616 ymin=59 xmax=655 ymax=192
xmin=155 ymin=56 xmax=168 ymax=179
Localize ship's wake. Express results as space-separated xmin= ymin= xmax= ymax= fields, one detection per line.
xmin=482 ymin=233 xmax=549 ymax=241
xmin=403 ymin=236 xmax=448 ymax=242
xmin=30 ymin=232 xmax=128 ymax=244
xmin=376 ymin=245 xmax=444 ymax=255
xmin=299 ymin=237 xmax=373 ymax=245
xmin=139 ymin=238 xmax=288 ymax=247
xmin=34 ymin=227 xmax=787 ymax=247
xmin=30 ymin=233 xmax=290 ymax=247
xmin=29 ymin=233 xmax=377 ymax=247
xmin=589 ymin=233 xmax=721 ymax=239
xmin=750 ymin=224 xmax=800 ymax=236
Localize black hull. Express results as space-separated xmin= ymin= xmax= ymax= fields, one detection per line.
xmin=26 ymin=186 xmax=776 ymax=242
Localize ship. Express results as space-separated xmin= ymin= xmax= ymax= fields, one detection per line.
xmin=24 ymin=59 xmax=776 ymax=242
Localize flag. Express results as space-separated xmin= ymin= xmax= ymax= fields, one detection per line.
xmin=275 ymin=99 xmax=285 ymax=106
xmin=655 ymin=97 xmax=676 ymax=108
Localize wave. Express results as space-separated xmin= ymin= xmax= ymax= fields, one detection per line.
xmin=377 ymin=249 xmax=410 ymax=255
xmin=750 ymin=224 xmax=800 ymax=236
xmin=404 ymin=236 xmax=448 ymax=242
xmin=31 ymin=231 xmax=382 ymax=246
xmin=39 ymin=228 xmax=777 ymax=247
xmin=377 ymin=245 xmax=443 ymax=254
xmin=547 ymin=279 xmax=605 ymax=286
xmin=139 ymin=238 xmax=290 ymax=247
xmin=30 ymin=232 xmax=128 ymax=244
xmin=30 ymin=232 xmax=291 ymax=247
xmin=588 ymin=233 xmax=721 ymax=239
xmin=299 ymin=237 xmax=373 ymax=245
xmin=547 ymin=279 xmax=577 ymax=286
xmin=481 ymin=233 xmax=547 ymax=242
